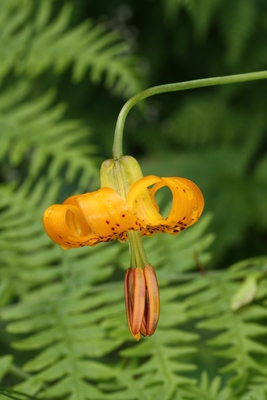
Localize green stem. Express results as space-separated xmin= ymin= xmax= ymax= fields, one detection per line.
xmin=112 ymin=70 xmax=267 ymax=158
xmin=128 ymin=230 xmax=148 ymax=268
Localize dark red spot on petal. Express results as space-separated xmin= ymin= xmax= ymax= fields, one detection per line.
xmin=122 ymin=214 xmax=125 ymax=217
xmin=106 ymin=220 xmax=110 ymax=224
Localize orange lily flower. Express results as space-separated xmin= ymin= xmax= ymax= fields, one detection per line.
xmin=43 ymin=156 xmax=204 ymax=340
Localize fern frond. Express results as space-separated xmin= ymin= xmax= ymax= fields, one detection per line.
xmin=0 ymin=178 xmax=124 ymax=399
xmin=168 ymin=93 xmax=232 ymax=147
xmin=0 ymin=177 xmax=213 ymax=399
xmin=0 ymin=0 xmax=143 ymax=96
xmin=218 ymin=0 xmax=257 ymax=66
xmin=181 ymin=371 xmax=235 ymax=400
xmin=163 ymin=0 xmax=222 ymax=40
xmin=0 ymin=386 xmax=39 ymax=400
xmin=0 ymin=355 xmax=13 ymax=383
xmin=0 ymin=179 xmax=59 ymax=298
xmin=3 ymin=283 xmax=124 ymax=399
xmin=240 ymin=378 xmax=267 ymax=400
xmin=0 ymin=82 xmax=98 ymax=187
xmin=167 ymin=89 xmax=267 ymax=150
xmin=180 ymin=257 xmax=267 ymax=390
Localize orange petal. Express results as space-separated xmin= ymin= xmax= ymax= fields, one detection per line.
xmin=43 ymin=187 xmax=141 ymax=248
xmin=65 ymin=188 xmax=139 ymax=240
xmin=127 ymin=175 xmax=204 ymax=237
xmin=127 ymin=175 xmax=163 ymax=226
xmin=144 ymin=264 xmax=160 ymax=336
xmin=43 ymin=204 xmax=97 ymax=250
xmin=154 ymin=177 xmax=204 ymax=229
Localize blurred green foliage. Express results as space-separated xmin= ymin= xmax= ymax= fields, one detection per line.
xmin=0 ymin=0 xmax=267 ymax=399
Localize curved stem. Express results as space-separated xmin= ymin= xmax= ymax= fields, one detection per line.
xmin=112 ymin=70 xmax=267 ymax=158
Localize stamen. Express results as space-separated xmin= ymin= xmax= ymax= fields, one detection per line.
xmin=140 ymin=314 xmax=147 ymax=337
xmin=124 ymin=268 xmax=140 ymax=341
xmin=132 ymin=267 xmax=146 ymax=335
xmin=144 ymin=264 xmax=160 ymax=336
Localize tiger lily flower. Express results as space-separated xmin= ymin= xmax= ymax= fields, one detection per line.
xmin=43 ymin=156 xmax=204 ymax=340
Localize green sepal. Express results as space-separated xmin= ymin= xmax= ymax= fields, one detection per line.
xmin=100 ymin=156 xmax=143 ymax=199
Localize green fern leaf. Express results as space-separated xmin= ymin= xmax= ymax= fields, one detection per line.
xmin=0 ymin=0 xmax=143 ymax=97
xmin=218 ymin=0 xmax=257 ymax=66
xmin=181 ymin=371 xmax=235 ymax=400
xmin=0 ymin=386 xmax=39 ymax=400
xmin=163 ymin=0 xmax=222 ymax=41
xmin=240 ymin=379 xmax=267 ymax=400
xmin=0 ymin=356 xmax=13 ymax=383
xmin=0 ymin=176 xmax=213 ymax=399
xmin=181 ymin=258 xmax=267 ymax=389
xmin=0 ymin=82 xmax=98 ymax=186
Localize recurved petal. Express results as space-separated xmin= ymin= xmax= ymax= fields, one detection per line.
xmin=152 ymin=177 xmax=204 ymax=230
xmin=64 ymin=188 xmax=140 ymax=243
xmin=127 ymin=175 xmax=204 ymax=237
xmin=43 ymin=204 xmax=97 ymax=250
xmin=127 ymin=175 xmax=163 ymax=227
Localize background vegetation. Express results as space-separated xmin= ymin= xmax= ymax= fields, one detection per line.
xmin=0 ymin=0 xmax=267 ymax=399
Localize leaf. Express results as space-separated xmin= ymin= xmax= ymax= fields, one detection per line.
xmin=0 ymin=386 xmax=39 ymax=400
xmin=0 ymin=173 xmax=214 ymax=399
xmin=0 ymin=82 xmax=98 ymax=186
xmin=180 ymin=371 xmax=235 ymax=400
xmin=0 ymin=0 xmax=143 ymax=97
xmin=182 ymin=258 xmax=267 ymax=387
xmin=230 ymin=275 xmax=259 ymax=311
xmin=0 ymin=356 xmax=13 ymax=383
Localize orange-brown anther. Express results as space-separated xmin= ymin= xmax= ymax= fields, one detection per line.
xmin=124 ymin=268 xmax=141 ymax=341
xmin=144 ymin=264 xmax=160 ymax=336
xmin=124 ymin=265 xmax=160 ymax=340
xmin=132 ymin=267 xmax=146 ymax=335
